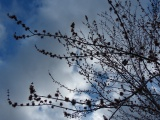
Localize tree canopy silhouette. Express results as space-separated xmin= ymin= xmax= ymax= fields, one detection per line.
xmin=7 ymin=0 xmax=160 ymax=120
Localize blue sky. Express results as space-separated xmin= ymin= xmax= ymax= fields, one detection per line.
xmin=0 ymin=0 xmax=39 ymax=60
xmin=0 ymin=0 xmax=108 ymax=120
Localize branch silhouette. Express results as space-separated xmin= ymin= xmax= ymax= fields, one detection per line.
xmin=7 ymin=0 xmax=160 ymax=119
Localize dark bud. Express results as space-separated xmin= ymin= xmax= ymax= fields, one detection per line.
xmin=108 ymin=0 xmax=112 ymax=4
xmin=71 ymin=99 xmax=76 ymax=106
xmin=8 ymin=100 xmax=12 ymax=105
xmin=122 ymin=59 xmax=128 ymax=66
xmin=17 ymin=21 xmax=22 ymax=25
xmin=100 ymin=99 xmax=104 ymax=105
xmin=71 ymin=58 xmax=74 ymax=61
xmin=32 ymin=102 xmax=35 ymax=106
xmin=51 ymin=105 xmax=54 ymax=108
xmin=55 ymin=93 xmax=59 ymax=97
xmin=120 ymin=92 xmax=124 ymax=96
xmin=114 ymin=98 xmax=120 ymax=103
xmin=90 ymin=57 xmax=93 ymax=60
xmin=60 ymin=102 xmax=63 ymax=106
xmin=47 ymin=94 xmax=52 ymax=98
xmin=25 ymin=27 xmax=30 ymax=31
xmin=55 ymin=32 xmax=58 ymax=36
xmin=109 ymin=7 xmax=112 ymax=11
xmin=85 ymin=15 xmax=88 ymax=21
xmin=65 ymin=97 xmax=69 ymax=102
xmin=86 ymin=100 xmax=91 ymax=108
xmin=71 ymin=22 xmax=75 ymax=28
xmin=12 ymin=102 xmax=17 ymax=107
xmin=22 ymin=24 xmax=26 ymax=28
xmin=115 ymin=3 xmax=119 ymax=7
xmin=28 ymin=95 xmax=33 ymax=101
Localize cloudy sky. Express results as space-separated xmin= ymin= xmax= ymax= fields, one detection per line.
xmin=0 ymin=0 xmax=154 ymax=120
xmin=0 ymin=0 xmax=110 ymax=120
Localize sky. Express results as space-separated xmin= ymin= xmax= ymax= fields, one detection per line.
xmin=0 ymin=0 xmax=109 ymax=120
xmin=0 ymin=0 xmax=155 ymax=120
